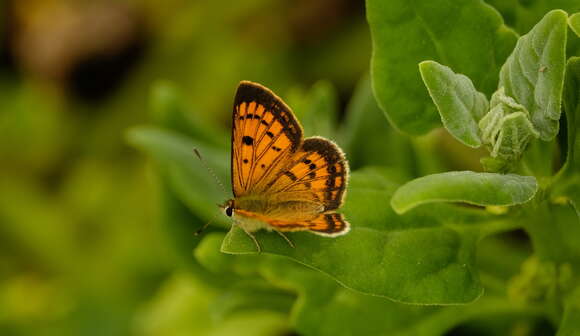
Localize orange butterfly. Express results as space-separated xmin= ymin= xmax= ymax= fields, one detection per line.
xmin=221 ymin=81 xmax=350 ymax=251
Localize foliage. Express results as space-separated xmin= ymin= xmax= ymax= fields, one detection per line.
xmin=1 ymin=0 xmax=579 ymax=335
xmin=126 ymin=2 xmax=580 ymax=333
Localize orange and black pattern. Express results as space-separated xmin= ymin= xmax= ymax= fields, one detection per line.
xmin=306 ymin=213 xmax=349 ymax=235
xmin=230 ymin=81 xmax=349 ymax=236
xmin=231 ymin=81 xmax=302 ymax=197
xmin=266 ymin=137 xmax=348 ymax=212
xmin=235 ymin=209 xmax=349 ymax=236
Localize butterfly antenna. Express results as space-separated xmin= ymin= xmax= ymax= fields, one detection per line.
xmin=194 ymin=210 xmax=220 ymax=236
xmin=193 ymin=148 xmax=228 ymax=196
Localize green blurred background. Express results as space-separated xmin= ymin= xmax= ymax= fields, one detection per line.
xmin=0 ymin=0 xmax=370 ymax=335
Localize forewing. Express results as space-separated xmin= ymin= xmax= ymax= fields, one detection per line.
xmin=231 ymin=81 xmax=303 ymax=197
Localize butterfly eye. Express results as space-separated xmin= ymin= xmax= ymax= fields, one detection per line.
xmin=225 ymin=206 xmax=233 ymax=217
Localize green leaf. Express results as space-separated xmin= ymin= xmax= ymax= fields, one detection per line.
xmin=150 ymin=80 xmax=227 ymax=148
xmin=558 ymin=287 xmax=580 ymax=336
xmin=220 ymin=168 xmax=517 ymax=304
xmin=570 ymin=13 xmax=580 ymax=37
xmin=340 ymin=74 xmax=415 ymax=176
xmin=194 ymin=235 xmax=296 ymax=323
xmin=478 ymin=88 xmax=540 ymax=172
xmin=127 ymin=126 xmax=230 ymax=227
xmin=566 ymin=187 xmax=580 ymax=220
xmin=507 ymin=256 xmax=576 ymax=306
xmin=286 ymin=81 xmax=339 ymax=139
xmin=195 ymin=233 xmax=234 ymax=273
xmin=210 ymin=281 xmax=295 ymax=322
xmin=479 ymin=88 xmax=534 ymax=146
xmin=367 ymin=0 xmax=517 ymax=134
xmin=553 ymin=58 xmax=580 ymax=219
xmin=208 ymin=311 xmax=291 ymax=336
xmin=521 ymin=202 xmax=580 ymax=263
xmin=563 ymin=58 xmax=580 ymax=174
xmin=134 ymin=273 xmax=220 ymax=336
xmin=159 ymin=181 xmax=214 ymax=263
xmin=484 ymin=1 xmax=578 ymax=34
xmin=140 ymin=273 xmax=291 ymax=336
xmin=419 ymin=61 xmax=488 ymax=147
xmin=499 ymin=10 xmax=568 ymax=140
xmin=391 ymin=171 xmax=538 ymax=214
xmin=485 ymin=1 xmax=580 ymax=66
xmin=261 ymin=257 xmax=544 ymax=336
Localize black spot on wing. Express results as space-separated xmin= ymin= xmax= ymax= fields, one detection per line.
xmin=242 ymin=136 xmax=253 ymax=145
xmin=284 ymin=171 xmax=297 ymax=181
xmin=234 ymin=81 xmax=303 ymax=151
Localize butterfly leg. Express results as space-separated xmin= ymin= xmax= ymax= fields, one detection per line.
xmin=275 ymin=230 xmax=295 ymax=248
xmin=240 ymin=227 xmax=262 ymax=253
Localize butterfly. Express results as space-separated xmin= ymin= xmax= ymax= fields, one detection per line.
xmin=220 ymin=81 xmax=350 ymax=252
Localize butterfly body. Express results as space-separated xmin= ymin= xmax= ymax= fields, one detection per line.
xmin=224 ymin=81 xmax=350 ymax=249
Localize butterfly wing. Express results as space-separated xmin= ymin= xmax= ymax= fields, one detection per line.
xmin=264 ymin=136 xmax=349 ymax=212
xmin=231 ymin=81 xmax=303 ymax=197
xmin=235 ymin=209 xmax=350 ymax=236
xmin=231 ymin=81 xmax=349 ymax=235
xmin=257 ymin=137 xmax=350 ymax=235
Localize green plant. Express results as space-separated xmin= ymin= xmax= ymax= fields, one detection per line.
xmin=128 ymin=2 xmax=580 ymax=335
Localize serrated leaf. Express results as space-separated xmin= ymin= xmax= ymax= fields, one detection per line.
xmin=492 ymin=112 xmax=538 ymax=158
xmin=419 ymin=61 xmax=488 ymax=147
xmin=367 ymin=0 xmax=517 ymax=134
xmin=220 ymin=168 xmax=517 ymax=304
xmin=391 ymin=171 xmax=538 ymax=214
xmin=499 ymin=10 xmax=568 ymax=140
xmin=489 ymin=112 xmax=539 ymax=161
xmin=479 ymin=87 xmax=532 ymax=148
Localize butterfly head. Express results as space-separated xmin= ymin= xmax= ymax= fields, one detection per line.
xmin=220 ymin=199 xmax=235 ymax=217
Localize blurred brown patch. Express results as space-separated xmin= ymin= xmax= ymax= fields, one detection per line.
xmin=286 ymin=0 xmax=364 ymax=45
xmin=7 ymin=0 xmax=148 ymax=101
